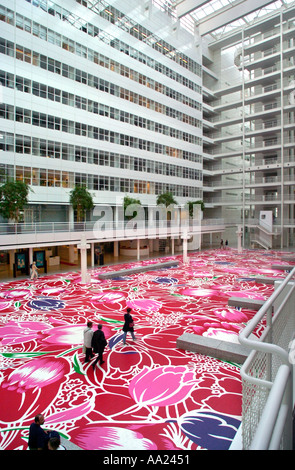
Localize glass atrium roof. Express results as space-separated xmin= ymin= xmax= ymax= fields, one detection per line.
xmin=153 ymin=0 xmax=295 ymax=40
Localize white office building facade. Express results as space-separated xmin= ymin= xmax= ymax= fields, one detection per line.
xmin=0 ymin=0 xmax=203 ymax=226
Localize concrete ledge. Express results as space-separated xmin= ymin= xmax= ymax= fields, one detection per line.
xmin=176 ymin=333 xmax=249 ymax=364
xmin=271 ymin=264 xmax=295 ymax=271
xmin=98 ymin=260 xmax=178 ymax=279
xmin=252 ymin=277 xmax=280 ymax=285
xmin=228 ymin=296 xmax=265 ymax=310
xmin=281 ymin=256 xmax=295 ymax=262
xmin=60 ymin=437 xmax=82 ymax=450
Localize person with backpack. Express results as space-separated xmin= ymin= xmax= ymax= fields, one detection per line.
xmin=122 ymin=307 xmax=136 ymax=345
xmin=91 ymin=324 xmax=107 ymax=369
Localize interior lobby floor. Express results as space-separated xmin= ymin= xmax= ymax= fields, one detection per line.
xmin=0 ymin=251 xmax=165 ymax=282
xmin=0 ymin=246 xmax=294 ymax=451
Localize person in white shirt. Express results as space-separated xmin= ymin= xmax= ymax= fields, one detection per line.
xmin=83 ymin=321 xmax=94 ymax=363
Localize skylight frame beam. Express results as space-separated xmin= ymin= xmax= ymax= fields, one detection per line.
xmin=198 ymin=0 xmax=275 ymax=35
xmin=175 ymin=0 xmax=213 ymax=18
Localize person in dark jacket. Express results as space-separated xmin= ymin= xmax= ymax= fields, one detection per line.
xmin=122 ymin=307 xmax=136 ymax=344
xmin=91 ymin=324 xmax=107 ymax=369
xmin=28 ymin=414 xmax=49 ymax=450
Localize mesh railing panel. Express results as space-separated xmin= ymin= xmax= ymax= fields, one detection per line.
xmin=241 ymin=278 xmax=295 ymax=450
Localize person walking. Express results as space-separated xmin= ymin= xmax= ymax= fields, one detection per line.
xmin=30 ymin=261 xmax=39 ymax=280
xmin=28 ymin=414 xmax=49 ymax=450
xmin=122 ymin=307 xmax=135 ymax=344
xmin=83 ymin=321 xmax=94 ymax=363
xmin=91 ymin=324 xmax=107 ymax=369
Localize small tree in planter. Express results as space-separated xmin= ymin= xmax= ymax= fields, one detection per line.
xmin=156 ymin=192 xmax=178 ymax=251
xmin=0 ymin=180 xmax=30 ymax=226
xmin=156 ymin=191 xmax=178 ymax=223
xmin=69 ymin=185 xmax=94 ymax=225
xmin=187 ymin=200 xmax=205 ymax=217
xmin=156 ymin=191 xmax=177 ymax=208
xmin=123 ymin=195 xmax=141 ymax=220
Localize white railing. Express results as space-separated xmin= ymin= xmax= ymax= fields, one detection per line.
xmin=0 ymin=218 xmax=229 ymax=250
xmin=239 ymin=267 xmax=295 ymax=449
xmin=0 ymin=219 xmax=224 ymax=236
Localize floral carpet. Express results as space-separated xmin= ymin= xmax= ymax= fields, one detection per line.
xmin=0 ymin=248 xmax=292 ymax=451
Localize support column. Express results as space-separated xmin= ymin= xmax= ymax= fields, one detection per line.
xmin=91 ymin=243 xmax=95 ymax=267
xmin=28 ymin=247 xmax=33 ymax=265
xmin=69 ymin=245 xmax=75 ymax=264
xmin=77 ymin=235 xmax=90 ymax=283
xmin=182 ymin=231 xmax=189 ymax=263
xmin=137 ymin=239 xmax=140 ymax=260
xmin=237 ymin=225 xmax=243 ymax=253
xmin=171 ymin=237 xmax=175 ymax=255
xmin=9 ymin=249 xmax=15 ymax=271
xmin=69 ymin=206 xmax=74 ymax=231
xmin=149 ymin=239 xmax=153 ymax=253
xmin=114 ymin=241 xmax=119 ymax=257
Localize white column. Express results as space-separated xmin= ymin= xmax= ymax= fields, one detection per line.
xmin=149 ymin=238 xmax=153 ymax=253
xmin=114 ymin=241 xmax=119 ymax=257
xmin=69 ymin=206 xmax=74 ymax=231
xmin=137 ymin=239 xmax=140 ymax=260
xmin=237 ymin=225 xmax=243 ymax=252
xmin=69 ymin=245 xmax=75 ymax=264
xmin=9 ymin=250 xmax=15 ymax=271
xmin=171 ymin=237 xmax=175 ymax=255
xmin=29 ymin=247 xmax=33 ymax=266
xmin=182 ymin=231 xmax=189 ymax=263
xmin=77 ymin=235 xmax=90 ymax=283
xmin=91 ymin=243 xmax=95 ymax=267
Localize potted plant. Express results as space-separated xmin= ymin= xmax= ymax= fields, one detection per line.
xmin=69 ymin=185 xmax=94 ymax=229
xmin=156 ymin=191 xmax=178 ymax=225
xmin=123 ymin=195 xmax=141 ymax=220
xmin=187 ymin=200 xmax=205 ymax=217
xmin=0 ymin=180 xmax=31 ymax=232
xmin=156 ymin=192 xmax=178 ymax=251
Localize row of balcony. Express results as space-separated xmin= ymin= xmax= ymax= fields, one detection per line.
xmin=0 ymin=216 xmax=294 ymax=240
xmin=204 ymin=155 xmax=295 ymax=171
xmin=205 ymin=194 xmax=295 ymax=205
xmin=203 ymin=176 xmax=295 ymax=189
xmin=209 ymin=54 xmax=295 ymax=95
xmin=0 ymin=218 xmax=225 ymax=236
xmin=0 ymin=218 xmax=226 ymax=250
xmin=209 ymin=102 xmax=292 ymax=126
xmin=203 ymin=138 xmax=295 ymax=159
xmin=210 ymin=120 xmax=295 ymax=141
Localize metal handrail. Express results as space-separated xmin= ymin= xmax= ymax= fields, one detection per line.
xmin=0 ymin=218 xmax=226 ymax=235
xmin=239 ymin=267 xmax=295 ymax=364
xmin=239 ymin=267 xmax=295 ymax=449
xmin=250 ymin=365 xmax=291 ymax=449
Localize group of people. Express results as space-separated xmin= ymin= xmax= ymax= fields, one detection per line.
xmin=220 ymin=239 xmax=229 ymax=249
xmin=28 ymin=414 xmax=65 ymax=450
xmin=27 ymin=310 xmax=136 ymax=449
xmin=83 ymin=307 xmax=136 ymax=367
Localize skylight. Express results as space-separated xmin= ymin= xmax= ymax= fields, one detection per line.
xmin=153 ymin=0 xmax=295 ymax=39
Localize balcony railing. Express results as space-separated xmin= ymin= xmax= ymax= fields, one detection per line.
xmin=0 ymin=218 xmax=228 ymax=246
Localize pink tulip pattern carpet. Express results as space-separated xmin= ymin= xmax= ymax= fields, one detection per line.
xmin=0 ymin=248 xmax=292 ymax=451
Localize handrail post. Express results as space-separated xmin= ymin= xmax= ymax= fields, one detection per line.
xmin=267 ymin=305 xmax=273 ymax=382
